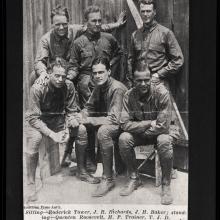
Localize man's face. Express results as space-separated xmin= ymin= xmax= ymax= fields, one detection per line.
xmin=87 ymin=12 xmax=102 ymax=34
xmin=140 ymin=3 xmax=156 ymax=25
xmin=133 ymin=70 xmax=151 ymax=95
xmin=52 ymin=15 xmax=68 ymax=37
xmin=92 ymin=63 xmax=110 ymax=86
xmin=50 ymin=66 xmax=66 ymax=88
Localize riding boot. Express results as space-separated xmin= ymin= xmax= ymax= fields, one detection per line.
xmin=114 ymin=141 xmax=126 ymax=175
xmin=119 ymin=147 xmax=142 ymax=196
xmin=61 ymin=138 xmax=74 ymax=167
xmin=102 ymin=146 xmax=114 ymax=179
xmin=92 ymin=146 xmax=115 ymax=197
xmin=160 ymin=156 xmax=173 ymax=205
xmin=75 ymin=143 xmax=100 ymax=184
xmin=25 ymin=153 xmax=39 ymax=202
xmin=120 ymin=146 xmax=138 ymax=178
xmin=86 ymin=130 xmax=97 ymax=173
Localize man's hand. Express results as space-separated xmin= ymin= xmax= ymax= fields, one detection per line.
xmin=35 ymin=72 xmax=49 ymax=85
xmin=117 ymin=10 xmax=127 ymax=27
xmin=49 ymin=130 xmax=69 ymax=143
xmin=152 ymin=73 xmax=159 ymax=78
xmin=67 ymin=117 xmax=80 ymax=128
xmin=151 ymin=73 xmax=160 ymax=84
xmin=60 ymin=129 xmax=70 ymax=143
xmin=74 ymin=113 xmax=82 ymax=123
xmin=141 ymin=120 xmax=152 ymax=129
xmin=151 ymin=120 xmax=156 ymax=127
xmin=67 ymin=70 xmax=77 ymax=81
xmin=76 ymin=116 xmax=94 ymax=125
xmin=74 ymin=112 xmax=91 ymax=124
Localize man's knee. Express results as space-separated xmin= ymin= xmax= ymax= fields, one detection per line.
xmin=97 ymin=125 xmax=111 ymax=141
xmin=97 ymin=125 xmax=115 ymax=149
xmin=118 ymin=132 xmax=134 ymax=150
xmin=157 ymin=134 xmax=173 ymax=159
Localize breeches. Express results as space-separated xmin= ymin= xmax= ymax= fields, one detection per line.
xmin=97 ymin=124 xmax=121 ymax=149
xmin=119 ymin=132 xmax=174 ymax=184
xmin=118 ymin=132 xmax=174 ymax=161
xmin=96 ymin=124 xmax=121 ymax=178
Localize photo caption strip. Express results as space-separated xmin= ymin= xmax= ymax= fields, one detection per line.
xmin=24 ymin=204 xmax=187 ymax=220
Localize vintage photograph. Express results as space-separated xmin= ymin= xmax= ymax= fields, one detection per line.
xmin=23 ymin=0 xmax=188 ymax=218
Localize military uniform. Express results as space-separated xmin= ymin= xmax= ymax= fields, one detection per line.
xmin=68 ymin=32 xmax=123 ymax=108
xmin=119 ymin=82 xmax=179 ymax=203
xmin=30 ymin=23 xmax=121 ymax=85
xmin=128 ymin=21 xmax=184 ymax=86
xmin=25 ymin=79 xmax=99 ymax=202
xmin=80 ymin=77 xmax=127 ymax=196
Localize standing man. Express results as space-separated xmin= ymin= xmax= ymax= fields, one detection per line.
xmin=127 ymin=0 xmax=184 ymax=88
xmin=118 ymin=64 xmax=179 ymax=205
xmin=77 ymin=57 xmax=127 ymax=197
xmin=31 ymin=5 xmax=126 ymax=86
xmin=67 ymin=5 xmax=123 ymax=109
xmin=25 ymin=58 xmax=99 ymax=202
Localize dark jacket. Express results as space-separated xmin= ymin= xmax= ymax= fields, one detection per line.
xmin=68 ymin=31 xmax=123 ymax=78
xmin=26 ymin=79 xmax=79 ymax=135
xmin=82 ymin=77 xmax=127 ymax=125
xmin=34 ymin=23 xmax=120 ymax=76
xmin=120 ymin=83 xmax=178 ymax=138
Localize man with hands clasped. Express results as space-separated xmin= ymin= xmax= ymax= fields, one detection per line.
xmin=25 ymin=58 xmax=99 ymax=202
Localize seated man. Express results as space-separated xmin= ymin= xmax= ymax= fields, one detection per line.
xmin=25 ymin=58 xmax=99 ymax=202
xmin=118 ymin=63 xmax=178 ymax=205
xmin=77 ymin=57 xmax=127 ymax=197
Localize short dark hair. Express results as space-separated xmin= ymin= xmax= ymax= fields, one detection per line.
xmin=92 ymin=57 xmax=111 ymax=71
xmin=49 ymin=57 xmax=67 ymax=74
xmin=133 ymin=60 xmax=151 ymax=78
xmin=135 ymin=60 xmax=150 ymax=72
xmin=139 ymin=0 xmax=157 ymax=10
xmin=84 ymin=5 xmax=102 ymax=21
xmin=51 ymin=5 xmax=69 ymax=24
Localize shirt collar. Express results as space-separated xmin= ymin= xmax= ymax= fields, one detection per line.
xmin=47 ymin=79 xmax=66 ymax=92
xmin=85 ymin=30 xmax=101 ymax=41
xmin=133 ymin=87 xmax=153 ymax=103
xmin=99 ymin=77 xmax=113 ymax=93
xmin=141 ymin=20 xmax=158 ymax=33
